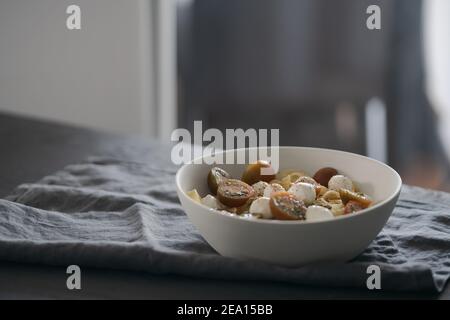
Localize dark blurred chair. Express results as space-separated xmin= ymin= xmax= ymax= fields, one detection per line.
xmin=177 ymin=0 xmax=450 ymax=190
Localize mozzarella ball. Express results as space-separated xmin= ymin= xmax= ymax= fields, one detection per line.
xmin=295 ymin=176 xmax=318 ymax=186
xmin=252 ymin=181 xmax=269 ymax=197
xmin=201 ymin=195 xmax=221 ymax=209
xmin=306 ymin=205 xmax=334 ymax=222
xmin=240 ymin=213 xmax=260 ymax=220
xmin=288 ymin=182 xmax=316 ymax=205
xmin=328 ymin=175 xmax=353 ymax=191
xmin=249 ymin=197 xmax=272 ymax=219
xmin=263 ymin=183 xmax=285 ymax=198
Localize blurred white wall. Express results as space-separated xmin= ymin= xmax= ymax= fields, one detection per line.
xmin=0 ymin=0 xmax=176 ymax=137
xmin=424 ymin=0 xmax=450 ymax=159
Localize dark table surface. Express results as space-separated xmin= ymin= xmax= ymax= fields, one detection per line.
xmin=0 ymin=112 xmax=448 ymax=300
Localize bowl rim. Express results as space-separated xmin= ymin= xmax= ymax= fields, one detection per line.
xmin=176 ymin=146 xmax=402 ymax=225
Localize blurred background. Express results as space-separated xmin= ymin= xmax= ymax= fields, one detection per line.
xmin=0 ymin=0 xmax=449 ymax=191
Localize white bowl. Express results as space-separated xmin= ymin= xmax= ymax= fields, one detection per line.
xmin=176 ymin=147 xmax=402 ymax=267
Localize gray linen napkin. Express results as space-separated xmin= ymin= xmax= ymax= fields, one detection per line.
xmin=0 ymin=157 xmax=449 ymax=292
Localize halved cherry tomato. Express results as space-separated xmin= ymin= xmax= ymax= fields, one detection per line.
xmin=207 ymin=167 xmax=231 ymax=194
xmin=241 ymin=160 xmax=276 ymax=185
xmin=313 ymin=167 xmax=338 ymax=186
xmin=217 ymin=179 xmax=255 ymax=207
xmin=269 ymin=191 xmax=307 ymax=220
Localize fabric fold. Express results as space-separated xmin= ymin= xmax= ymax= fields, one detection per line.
xmin=0 ymin=158 xmax=449 ymax=292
